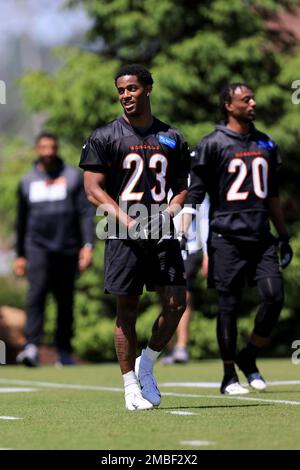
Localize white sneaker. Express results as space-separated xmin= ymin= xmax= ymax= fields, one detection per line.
xmin=125 ymin=388 xmax=153 ymax=411
xmin=222 ymin=381 xmax=249 ymax=395
xmin=160 ymin=351 xmax=175 ymax=365
xmin=135 ymin=352 xmax=161 ymax=406
xmin=248 ymin=373 xmax=267 ymax=391
xmin=173 ymin=347 xmax=189 ymax=364
xmin=16 ymin=344 xmax=39 ymax=367
xmin=236 ymin=349 xmax=266 ymax=391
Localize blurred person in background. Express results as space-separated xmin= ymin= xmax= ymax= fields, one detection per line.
xmin=14 ymin=131 xmax=94 ymax=366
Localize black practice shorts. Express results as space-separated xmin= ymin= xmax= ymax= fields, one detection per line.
xmin=104 ymin=239 xmax=186 ymax=295
xmin=208 ymin=232 xmax=282 ymax=292
xmin=184 ymin=251 xmax=201 ymax=292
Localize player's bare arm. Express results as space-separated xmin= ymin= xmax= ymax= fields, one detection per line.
xmin=166 ymin=186 xmax=188 ymax=218
xmin=83 ymin=171 xmax=135 ymax=229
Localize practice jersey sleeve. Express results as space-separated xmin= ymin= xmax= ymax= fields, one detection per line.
xmin=193 ymin=136 xmax=214 ymax=166
xmin=170 ymin=136 xmax=190 ymax=195
xmin=186 ymin=137 xmax=215 ymax=207
xmin=177 ymin=138 xmax=191 ymax=178
xmin=273 ymin=141 xmax=283 ymax=167
xmin=268 ymin=142 xmax=282 ymax=197
xmin=79 ymin=133 xmax=109 ymax=173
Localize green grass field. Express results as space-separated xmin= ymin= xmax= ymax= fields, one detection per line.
xmin=0 ymin=358 xmax=300 ymax=450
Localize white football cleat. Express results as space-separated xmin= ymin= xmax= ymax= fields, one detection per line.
xmin=221 ymin=377 xmax=249 ymax=395
xmin=125 ymin=389 xmax=153 ymax=411
xmin=135 ymin=352 xmax=161 ymax=406
xmin=248 ymin=372 xmax=267 ymax=391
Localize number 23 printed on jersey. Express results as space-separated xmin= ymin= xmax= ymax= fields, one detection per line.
xmin=121 ymin=153 xmax=168 ymax=202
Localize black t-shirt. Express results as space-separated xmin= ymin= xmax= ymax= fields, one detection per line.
xmin=187 ymin=124 xmax=282 ymax=241
xmin=79 ymin=116 xmax=190 ymax=212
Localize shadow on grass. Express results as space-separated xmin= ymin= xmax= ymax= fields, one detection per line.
xmin=262 ymin=390 xmax=300 ymax=395
xmin=157 ymin=403 xmax=271 ymax=410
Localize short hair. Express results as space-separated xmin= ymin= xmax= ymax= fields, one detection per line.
xmin=114 ymin=64 xmax=153 ymax=87
xmin=219 ymin=82 xmax=253 ymax=121
xmin=35 ymin=131 xmax=58 ymax=145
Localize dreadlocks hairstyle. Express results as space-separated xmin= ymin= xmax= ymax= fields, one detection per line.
xmin=114 ymin=64 xmax=154 ymax=87
xmin=219 ymin=82 xmax=253 ymax=122
xmin=35 ymin=131 xmax=58 ymax=145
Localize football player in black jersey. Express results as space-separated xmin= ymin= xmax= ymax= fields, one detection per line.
xmin=79 ymin=64 xmax=190 ymax=410
xmin=187 ymin=83 xmax=293 ymax=395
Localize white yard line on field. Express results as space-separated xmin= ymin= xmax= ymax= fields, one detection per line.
xmin=180 ymin=440 xmax=216 ymax=446
xmin=162 ymin=382 xmax=220 ymax=388
xmin=0 ymin=417 xmax=22 ymax=420
xmin=1 ymin=378 xmax=300 ymax=406
xmin=160 ymin=380 xmax=300 ymax=388
xmin=166 ymin=411 xmax=197 ymax=415
xmin=0 ymin=388 xmax=37 ymax=393
xmin=0 ymin=379 xmax=122 ymax=392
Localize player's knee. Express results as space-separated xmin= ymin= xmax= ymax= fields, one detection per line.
xmin=218 ymin=292 xmax=240 ymax=318
xmin=258 ymin=277 xmax=284 ymax=311
xmin=253 ymin=278 xmax=284 ymax=338
xmin=262 ymin=288 xmax=284 ymax=308
xmin=171 ymin=299 xmax=186 ymax=319
xmin=254 ymin=288 xmax=284 ymax=338
xmin=161 ymin=287 xmax=186 ymax=317
xmin=163 ymin=296 xmax=186 ymax=320
xmin=117 ymin=310 xmax=138 ymax=324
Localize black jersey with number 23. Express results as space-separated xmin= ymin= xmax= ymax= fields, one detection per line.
xmin=79 ymin=117 xmax=190 ymax=211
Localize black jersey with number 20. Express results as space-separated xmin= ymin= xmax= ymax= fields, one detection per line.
xmin=187 ymin=124 xmax=282 ymax=241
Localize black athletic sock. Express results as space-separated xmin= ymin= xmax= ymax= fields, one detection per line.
xmin=223 ymin=362 xmax=237 ymax=379
xmin=220 ymin=363 xmax=238 ymax=394
xmin=237 ymin=345 xmax=259 ymax=375
xmin=245 ymin=342 xmax=260 ymax=360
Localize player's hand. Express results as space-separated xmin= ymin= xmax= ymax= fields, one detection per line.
xmin=178 ymin=233 xmax=188 ymax=251
xmin=127 ymin=218 xmax=147 ymax=246
xmin=177 ymin=232 xmax=188 ymax=259
xmin=140 ymin=211 xmax=173 ymax=243
xmin=13 ymin=257 xmax=27 ymax=277
xmin=78 ymin=245 xmax=93 ymax=272
xmin=278 ymin=233 xmax=293 ymax=269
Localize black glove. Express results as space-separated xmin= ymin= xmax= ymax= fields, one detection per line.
xmin=178 ymin=233 xmax=188 ymax=251
xmin=178 ymin=232 xmax=188 ymax=260
xmin=278 ymin=233 xmax=293 ymax=269
xmin=140 ymin=211 xmax=173 ymax=243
